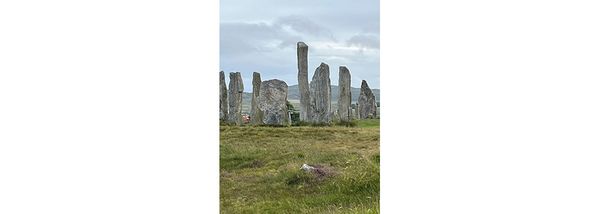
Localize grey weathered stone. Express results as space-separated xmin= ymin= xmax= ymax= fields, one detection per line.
xmin=250 ymin=72 xmax=262 ymax=125
xmin=338 ymin=66 xmax=352 ymax=121
xmin=332 ymin=110 xmax=340 ymax=122
xmin=357 ymin=80 xmax=377 ymax=119
xmin=297 ymin=42 xmax=311 ymax=122
xmin=228 ymin=72 xmax=244 ymax=125
xmin=258 ymin=79 xmax=289 ymax=126
xmin=309 ymin=62 xmax=331 ymax=124
xmin=219 ymin=71 xmax=228 ymax=121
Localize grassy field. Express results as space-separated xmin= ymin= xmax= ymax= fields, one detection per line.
xmin=220 ymin=119 xmax=380 ymax=213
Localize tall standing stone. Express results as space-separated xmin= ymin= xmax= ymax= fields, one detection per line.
xmin=250 ymin=72 xmax=262 ymax=125
xmin=338 ymin=66 xmax=352 ymax=122
xmin=258 ymin=79 xmax=289 ymax=126
xmin=309 ymin=62 xmax=331 ymax=124
xmin=228 ymin=72 xmax=244 ymax=125
xmin=358 ymin=80 xmax=377 ymax=119
xmin=297 ymin=42 xmax=311 ymax=122
xmin=219 ymin=71 xmax=228 ymax=121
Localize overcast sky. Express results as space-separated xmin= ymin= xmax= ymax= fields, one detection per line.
xmin=220 ymin=0 xmax=379 ymax=91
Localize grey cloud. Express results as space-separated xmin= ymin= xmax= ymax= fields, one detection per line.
xmin=220 ymin=0 xmax=380 ymax=89
xmin=220 ymin=22 xmax=292 ymax=54
xmin=347 ymin=34 xmax=379 ymax=50
xmin=273 ymin=15 xmax=335 ymax=40
xmin=220 ymin=15 xmax=334 ymax=56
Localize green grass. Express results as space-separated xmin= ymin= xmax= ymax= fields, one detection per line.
xmin=220 ymin=120 xmax=380 ymax=213
xmin=355 ymin=119 xmax=380 ymax=128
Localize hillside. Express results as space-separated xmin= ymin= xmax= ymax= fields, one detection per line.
xmin=240 ymin=84 xmax=380 ymax=113
xmin=286 ymin=85 xmax=380 ymax=102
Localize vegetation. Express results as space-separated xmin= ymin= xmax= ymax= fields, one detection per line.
xmin=220 ymin=119 xmax=379 ymax=213
xmin=355 ymin=119 xmax=380 ymax=128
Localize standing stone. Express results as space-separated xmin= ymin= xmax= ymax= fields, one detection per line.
xmin=358 ymin=80 xmax=377 ymax=119
xmin=309 ymin=62 xmax=331 ymax=124
xmin=250 ymin=72 xmax=262 ymax=125
xmin=258 ymin=79 xmax=289 ymax=126
xmin=297 ymin=42 xmax=311 ymax=122
xmin=228 ymin=72 xmax=244 ymax=125
xmin=338 ymin=66 xmax=352 ymax=122
xmin=219 ymin=71 xmax=228 ymax=121
xmin=332 ymin=110 xmax=340 ymax=122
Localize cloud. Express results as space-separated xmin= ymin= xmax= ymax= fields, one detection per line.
xmin=220 ymin=16 xmax=336 ymax=56
xmin=347 ymin=34 xmax=379 ymax=50
xmin=220 ymin=10 xmax=380 ymax=90
xmin=220 ymin=21 xmax=294 ymax=55
xmin=273 ymin=15 xmax=335 ymax=40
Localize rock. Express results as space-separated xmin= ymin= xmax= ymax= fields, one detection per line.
xmin=338 ymin=66 xmax=352 ymax=121
xmin=358 ymin=80 xmax=377 ymax=119
xmin=300 ymin=163 xmax=331 ymax=178
xmin=258 ymin=79 xmax=289 ymax=126
xmin=228 ymin=72 xmax=244 ymax=125
xmin=300 ymin=163 xmax=315 ymax=172
xmin=332 ymin=110 xmax=340 ymax=122
xmin=309 ymin=62 xmax=332 ymax=124
xmin=297 ymin=42 xmax=311 ymax=122
xmin=250 ymin=72 xmax=262 ymax=125
xmin=219 ymin=71 xmax=228 ymax=121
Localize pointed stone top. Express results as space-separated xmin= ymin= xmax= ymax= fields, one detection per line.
xmin=319 ymin=62 xmax=329 ymax=69
xmin=253 ymin=71 xmax=261 ymax=76
xmin=297 ymin=42 xmax=308 ymax=48
xmin=361 ymin=80 xmax=370 ymax=88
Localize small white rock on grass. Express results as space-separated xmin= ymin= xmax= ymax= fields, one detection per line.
xmin=300 ymin=163 xmax=316 ymax=172
xmin=300 ymin=163 xmax=328 ymax=177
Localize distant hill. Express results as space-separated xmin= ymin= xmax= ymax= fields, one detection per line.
xmin=286 ymin=85 xmax=380 ymax=103
xmin=240 ymin=84 xmax=379 ymax=114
